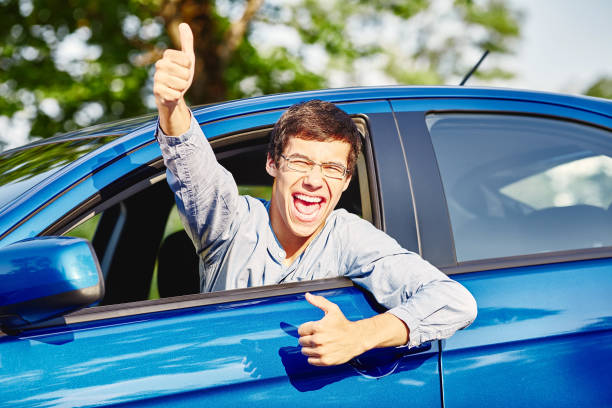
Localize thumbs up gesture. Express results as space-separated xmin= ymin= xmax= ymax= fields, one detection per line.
xmin=153 ymin=23 xmax=195 ymax=135
xmin=297 ymin=293 xmax=368 ymax=366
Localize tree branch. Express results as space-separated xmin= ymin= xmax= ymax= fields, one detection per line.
xmin=218 ymin=0 xmax=264 ymax=62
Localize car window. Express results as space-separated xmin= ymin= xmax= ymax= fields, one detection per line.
xmin=0 ymin=137 xmax=119 ymax=209
xmin=427 ymin=113 xmax=612 ymax=261
xmin=60 ymin=120 xmax=373 ymax=305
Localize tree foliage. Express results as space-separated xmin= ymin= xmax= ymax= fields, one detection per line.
xmin=584 ymin=77 xmax=612 ymax=100
xmin=0 ymin=0 xmax=522 ymax=147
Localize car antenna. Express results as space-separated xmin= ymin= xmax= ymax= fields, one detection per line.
xmin=459 ymin=49 xmax=489 ymax=86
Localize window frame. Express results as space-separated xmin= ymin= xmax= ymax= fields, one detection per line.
xmin=34 ymin=112 xmax=382 ymax=327
xmin=419 ymin=109 xmax=612 ymax=275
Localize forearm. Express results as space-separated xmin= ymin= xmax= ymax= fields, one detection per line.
xmin=157 ymin=114 xmax=241 ymax=258
xmin=354 ymin=312 xmax=409 ymax=351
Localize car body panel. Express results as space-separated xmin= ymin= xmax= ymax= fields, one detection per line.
xmin=0 ymin=287 xmax=440 ymax=407
xmin=389 ymin=96 xmax=612 ymax=407
xmin=0 ymin=86 xmax=610 ymax=407
xmin=446 ymin=260 xmax=612 ymax=406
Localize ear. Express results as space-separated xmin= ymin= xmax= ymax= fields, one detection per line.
xmin=341 ymin=174 xmax=352 ymax=192
xmin=266 ymin=153 xmax=278 ymax=178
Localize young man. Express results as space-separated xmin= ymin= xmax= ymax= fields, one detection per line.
xmin=154 ymin=23 xmax=477 ymax=367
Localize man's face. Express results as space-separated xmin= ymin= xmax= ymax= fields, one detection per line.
xmin=266 ymin=136 xmax=352 ymax=243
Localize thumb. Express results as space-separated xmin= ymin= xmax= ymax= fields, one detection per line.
xmin=305 ymin=292 xmax=338 ymax=315
xmin=178 ymin=23 xmax=194 ymax=58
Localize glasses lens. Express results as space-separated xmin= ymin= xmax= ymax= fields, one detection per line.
xmin=322 ymin=164 xmax=346 ymax=179
xmin=287 ymin=158 xmax=313 ymax=172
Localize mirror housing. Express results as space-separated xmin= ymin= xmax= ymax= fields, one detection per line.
xmin=0 ymin=236 xmax=104 ymax=332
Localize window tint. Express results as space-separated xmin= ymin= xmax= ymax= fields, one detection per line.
xmin=427 ymin=113 xmax=612 ymax=261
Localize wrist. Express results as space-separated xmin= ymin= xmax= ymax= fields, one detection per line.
xmin=158 ymin=99 xmax=191 ymax=136
xmin=352 ymin=318 xmax=377 ymax=354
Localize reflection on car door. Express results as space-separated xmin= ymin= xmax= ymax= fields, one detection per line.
xmin=0 ymin=282 xmax=441 ymax=406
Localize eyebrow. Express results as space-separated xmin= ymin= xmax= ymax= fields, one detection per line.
xmin=286 ymin=153 xmax=346 ymax=167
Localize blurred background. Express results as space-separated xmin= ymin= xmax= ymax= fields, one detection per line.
xmin=1 ymin=0 xmax=611 ymax=151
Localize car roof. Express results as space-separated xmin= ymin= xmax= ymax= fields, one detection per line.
xmin=0 ymin=86 xmax=610 ymax=235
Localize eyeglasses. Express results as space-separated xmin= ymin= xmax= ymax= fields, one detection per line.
xmin=280 ymin=154 xmax=348 ymax=180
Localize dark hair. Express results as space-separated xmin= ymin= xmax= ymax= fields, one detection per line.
xmin=268 ymin=100 xmax=362 ymax=173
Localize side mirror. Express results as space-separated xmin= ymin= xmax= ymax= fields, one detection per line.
xmin=0 ymin=236 xmax=104 ymax=332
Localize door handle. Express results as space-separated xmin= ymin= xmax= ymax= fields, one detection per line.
xmin=349 ymin=342 xmax=433 ymax=378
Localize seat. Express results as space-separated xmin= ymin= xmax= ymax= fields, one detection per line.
xmin=157 ymin=230 xmax=200 ymax=297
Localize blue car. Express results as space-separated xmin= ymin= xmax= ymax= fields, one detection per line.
xmin=1 ymin=86 xmax=611 ymax=407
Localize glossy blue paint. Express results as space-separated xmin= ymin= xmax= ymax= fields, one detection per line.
xmin=0 ymin=288 xmax=440 ymax=407
xmin=2 ymin=87 xmax=609 ymax=243
xmin=0 ymin=86 xmax=610 ymax=406
xmin=444 ymin=258 xmax=612 ymax=407
xmin=0 ymin=124 xmax=157 ymax=243
xmin=390 ymin=97 xmax=612 ymax=128
xmin=191 ymin=86 xmax=612 ymax=124
xmin=0 ymin=237 xmax=102 ymax=327
xmin=200 ymin=100 xmax=391 ymax=138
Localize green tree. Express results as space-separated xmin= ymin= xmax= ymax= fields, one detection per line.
xmin=584 ymin=76 xmax=612 ymax=100
xmin=0 ymin=0 xmax=521 ymax=148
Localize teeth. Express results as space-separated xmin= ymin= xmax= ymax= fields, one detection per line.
xmin=295 ymin=194 xmax=322 ymax=203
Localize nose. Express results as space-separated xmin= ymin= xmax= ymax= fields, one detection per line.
xmin=302 ymin=165 xmax=324 ymax=188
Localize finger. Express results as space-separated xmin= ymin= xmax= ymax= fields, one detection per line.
xmin=307 ymin=357 xmax=326 ymax=367
xmin=305 ymin=292 xmax=338 ymax=314
xmin=179 ymin=23 xmax=194 ymax=58
xmin=153 ymin=84 xmax=182 ymax=105
xmin=154 ymin=71 xmax=190 ymax=92
xmin=297 ymin=321 xmax=316 ymax=336
xmin=160 ymin=50 xmax=192 ymax=69
xmin=300 ymin=347 xmax=321 ymax=357
xmin=155 ymin=58 xmax=189 ymax=76
xmin=298 ymin=335 xmax=319 ymax=347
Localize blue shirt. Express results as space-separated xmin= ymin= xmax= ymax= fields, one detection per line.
xmin=157 ymin=115 xmax=477 ymax=348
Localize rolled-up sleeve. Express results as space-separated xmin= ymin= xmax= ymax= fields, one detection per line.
xmin=340 ymin=215 xmax=477 ymax=348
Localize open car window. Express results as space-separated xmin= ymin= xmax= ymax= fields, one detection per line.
xmin=62 ymin=118 xmax=375 ymax=306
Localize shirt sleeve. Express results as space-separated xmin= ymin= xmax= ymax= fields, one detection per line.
xmin=155 ymin=113 xmax=243 ymax=270
xmin=338 ymin=214 xmax=477 ymax=348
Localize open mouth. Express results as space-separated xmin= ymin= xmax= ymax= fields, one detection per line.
xmin=292 ymin=193 xmax=325 ymax=222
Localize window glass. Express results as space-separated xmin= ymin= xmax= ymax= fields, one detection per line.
xmin=427 ymin=113 xmax=612 ymax=261
xmin=64 ymin=213 xmax=101 ymax=241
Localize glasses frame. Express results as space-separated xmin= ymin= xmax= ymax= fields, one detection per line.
xmin=280 ymin=154 xmax=348 ymax=180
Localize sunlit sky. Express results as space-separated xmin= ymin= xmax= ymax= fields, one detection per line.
xmin=1 ymin=0 xmax=611 ymax=150
xmin=480 ymin=0 xmax=612 ymax=94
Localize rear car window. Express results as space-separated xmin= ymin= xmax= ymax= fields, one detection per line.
xmin=427 ymin=113 xmax=612 ymax=261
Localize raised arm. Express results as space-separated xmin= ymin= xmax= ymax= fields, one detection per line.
xmin=153 ymin=24 xmax=243 ymax=285
xmin=153 ymin=23 xmax=195 ymax=136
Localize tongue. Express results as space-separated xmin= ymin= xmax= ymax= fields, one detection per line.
xmin=295 ymin=197 xmax=320 ymax=216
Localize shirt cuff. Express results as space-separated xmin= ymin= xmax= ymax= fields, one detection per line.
xmin=155 ymin=111 xmax=199 ymax=146
xmin=386 ymin=307 xmax=424 ymax=349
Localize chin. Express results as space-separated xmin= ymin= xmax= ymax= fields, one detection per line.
xmin=289 ymin=220 xmax=323 ymax=238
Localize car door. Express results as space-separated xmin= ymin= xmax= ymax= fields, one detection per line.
xmin=391 ymin=95 xmax=612 ymax=407
xmin=0 ymin=98 xmax=443 ymax=407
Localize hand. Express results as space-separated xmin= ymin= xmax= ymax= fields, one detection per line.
xmin=154 ymin=23 xmax=195 ymax=108
xmin=153 ymin=23 xmax=195 ymax=135
xmin=297 ymin=293 xmax=367 ymax=366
